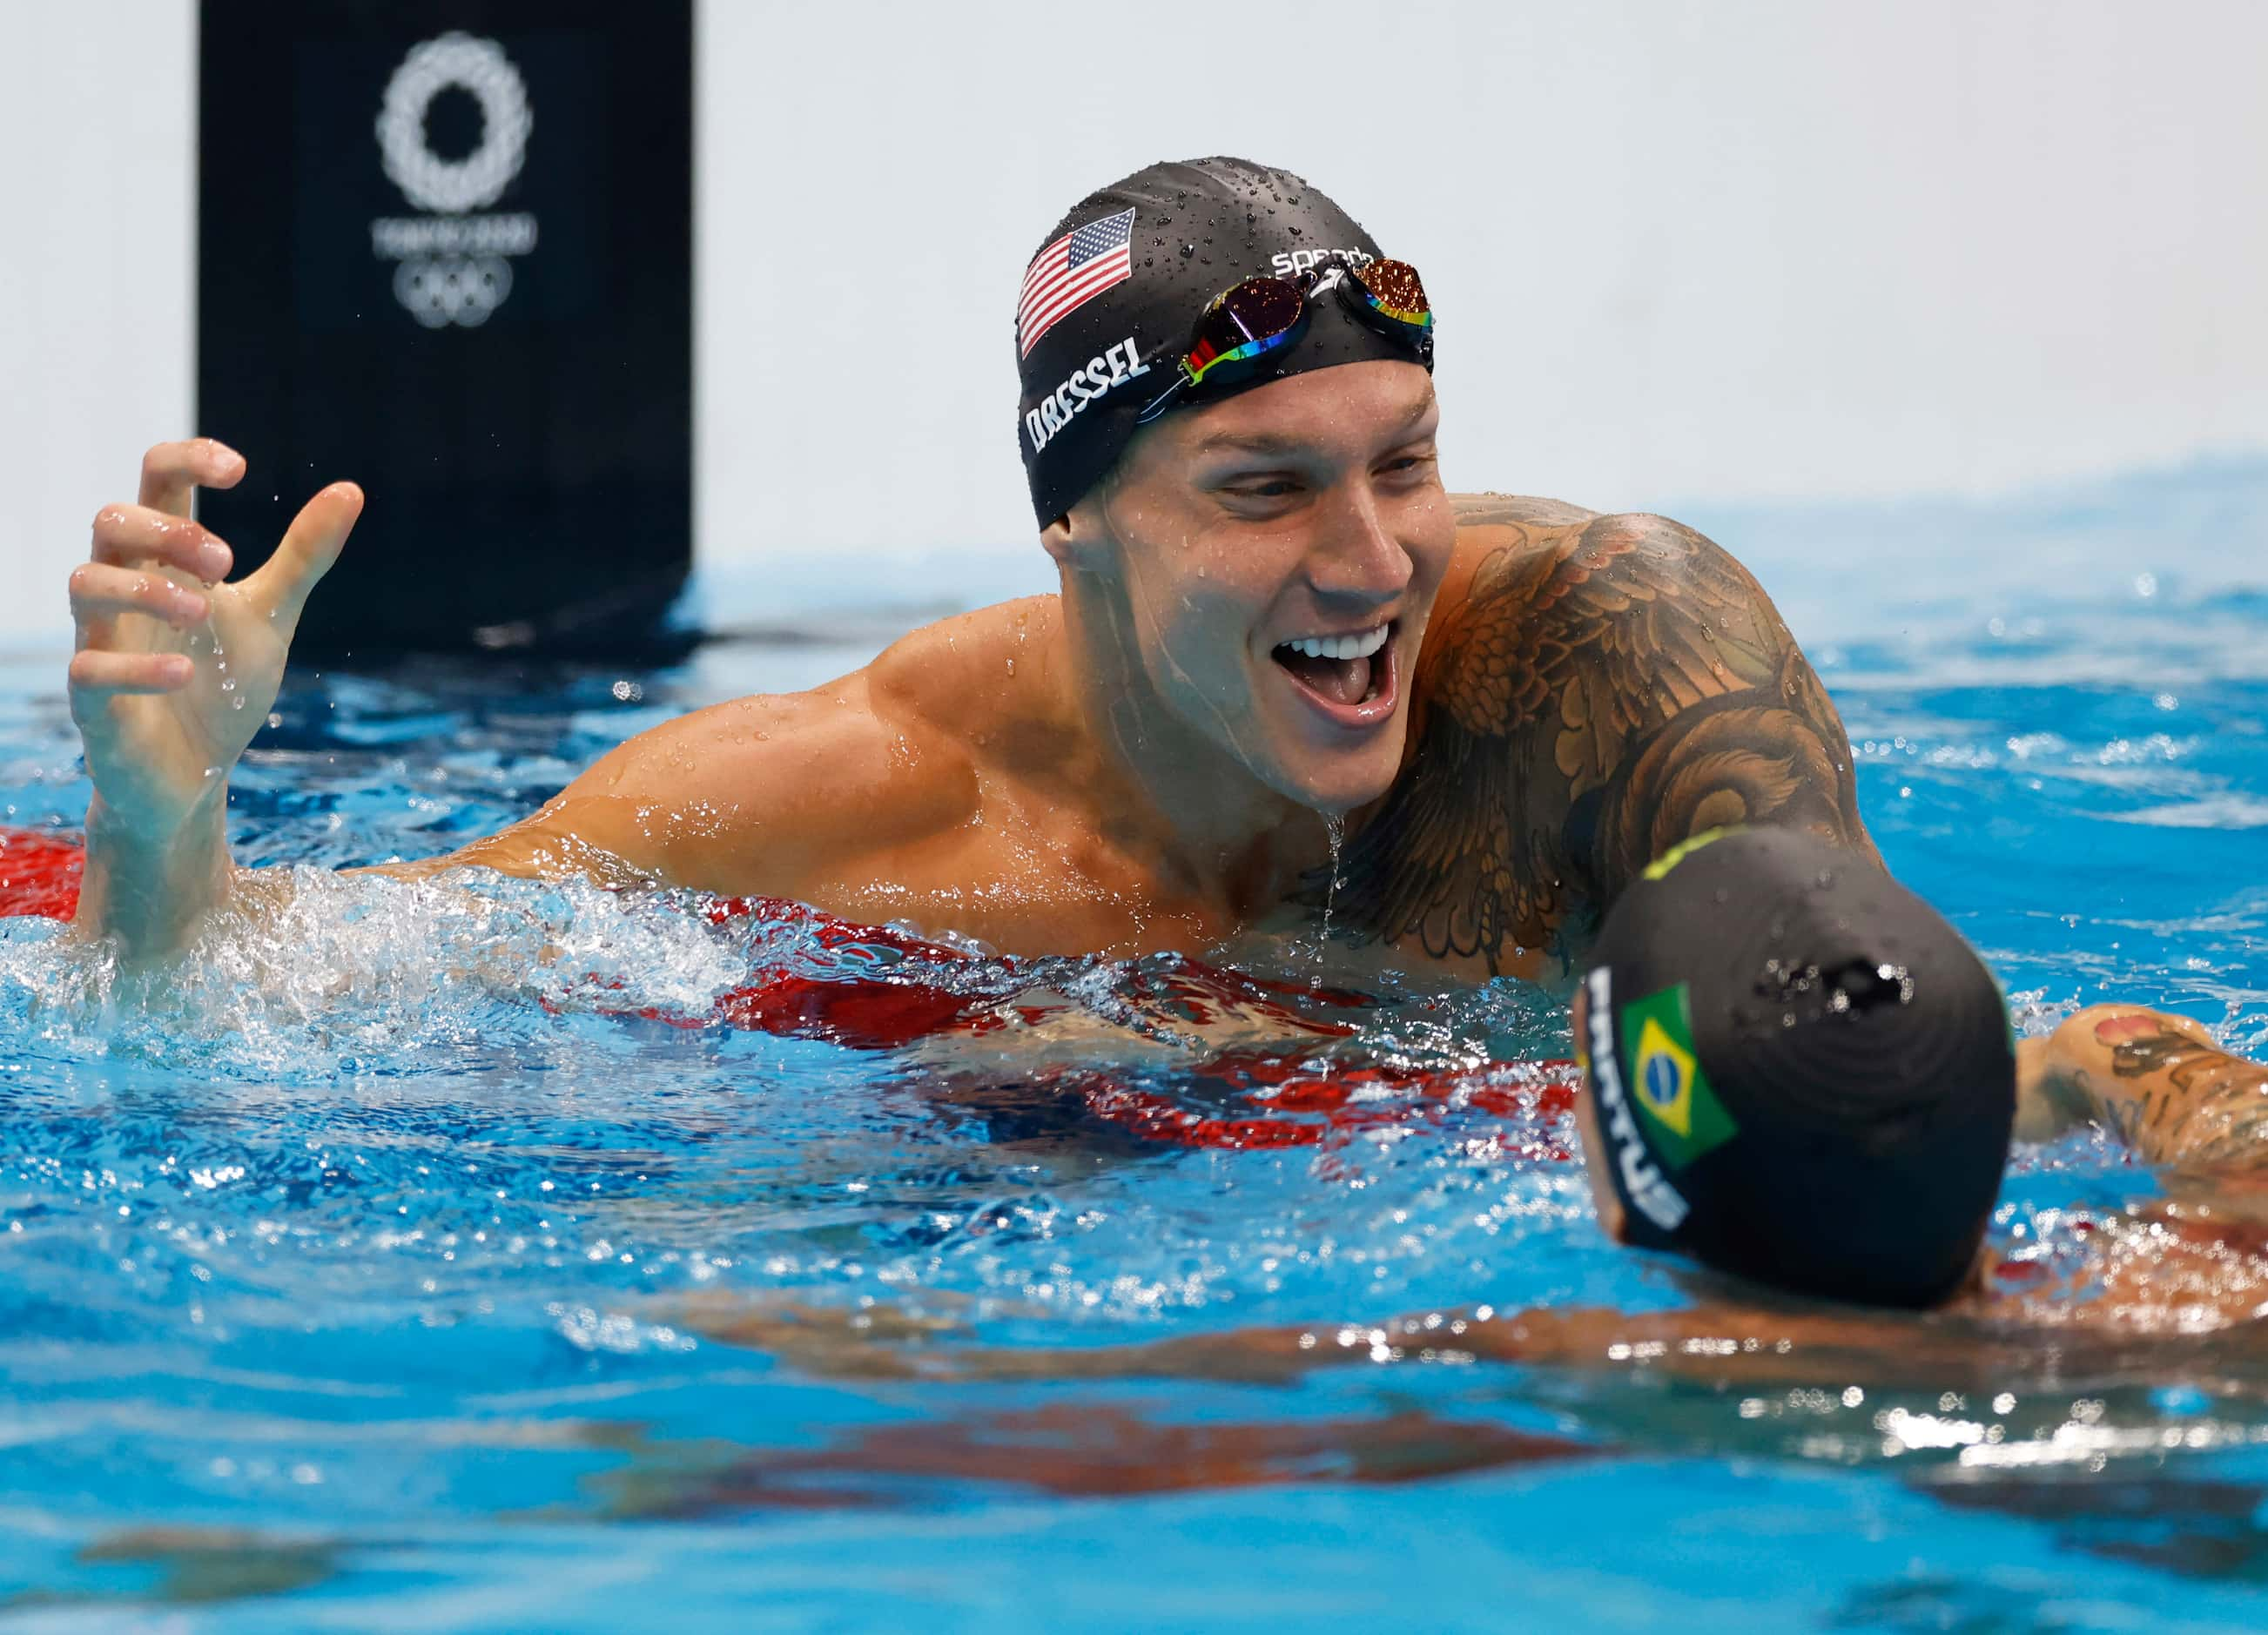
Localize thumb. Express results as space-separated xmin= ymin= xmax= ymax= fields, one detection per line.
xmin=243 ymin=482 xmax=363 ymax=629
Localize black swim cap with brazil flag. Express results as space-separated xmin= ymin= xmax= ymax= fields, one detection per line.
xmin=1013 ymin=157 xmax=1426 ymax=527
xmin=1576 ymin=826 xmax=2016 ymax=1309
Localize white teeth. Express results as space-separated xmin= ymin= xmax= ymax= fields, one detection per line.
xmin=1282 ymin=625 xmax=1389 ymax=662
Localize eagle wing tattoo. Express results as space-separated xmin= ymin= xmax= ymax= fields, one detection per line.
xmin=1336 ymin=511 xmax=1874 ymax=975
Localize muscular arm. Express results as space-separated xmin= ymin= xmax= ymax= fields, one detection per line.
xmin=1336 ymin=502 xmax=1875 ymax=979
xmin=2018 ymin=1005 xmax=2268 ymax=1169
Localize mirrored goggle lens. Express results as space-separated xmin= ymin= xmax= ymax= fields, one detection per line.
xmin=1349 ymin=259 xmax=1432 ymax=331
xmin=1181 ymin=277 xmax=1309 ymax=385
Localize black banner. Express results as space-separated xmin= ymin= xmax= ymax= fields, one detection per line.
xmin=198 ymin=0 xmax=692 ymax=654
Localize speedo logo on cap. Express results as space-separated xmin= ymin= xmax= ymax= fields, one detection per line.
xmin=1269 ymin=246 xmax=1374 ymax=277
xmin=1584 ymin=966 xmax=1691 ymax=1235
xmin=1025 ymin=338 xmax=1150 ymax=454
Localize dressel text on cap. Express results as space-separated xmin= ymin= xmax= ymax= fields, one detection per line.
xmin=1026 ymin=338 xmax=1151 ymax=454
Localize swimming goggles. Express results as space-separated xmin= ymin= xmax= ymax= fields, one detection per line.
xmin=1134 ymin=254 xmax=1433 ymax=424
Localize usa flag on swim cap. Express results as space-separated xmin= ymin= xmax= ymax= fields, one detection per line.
xmin=1017 ymin=207 xmax=1135 ymax=358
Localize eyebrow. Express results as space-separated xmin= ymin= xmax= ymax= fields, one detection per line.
xmin=1190 ymin=389 xmax=1439 ymax=460
xmin=1191 ymin=431 xmax=1309 ymax=458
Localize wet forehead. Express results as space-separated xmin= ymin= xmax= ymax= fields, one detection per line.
xmin=1180 ymin=361 xmax=1437 ymax=462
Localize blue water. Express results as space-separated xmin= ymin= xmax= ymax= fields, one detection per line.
xmin=0 ymin=464 xmax=2265 ymax=1631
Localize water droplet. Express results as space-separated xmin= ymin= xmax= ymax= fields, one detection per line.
xmin=1314 ymin=814 xmax=1346 ymax=983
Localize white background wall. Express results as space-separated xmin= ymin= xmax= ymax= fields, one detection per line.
xmin=4 ymin=0 xmax=2265 ymax=649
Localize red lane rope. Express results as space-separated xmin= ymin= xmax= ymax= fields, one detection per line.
xmin=0 ymin=828 xmax=84 ymax=921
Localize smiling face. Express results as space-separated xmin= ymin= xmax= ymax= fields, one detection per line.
xmin=1047 ymin=360 xmax=1455 ymax=815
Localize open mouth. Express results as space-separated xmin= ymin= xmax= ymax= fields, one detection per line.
xmin=1270 ymin=622 xmax=1397 ymax=723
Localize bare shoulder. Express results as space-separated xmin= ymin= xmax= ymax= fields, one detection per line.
xmin=437 ymin=595 xmax=1073 ymax=894
xmin=1450 ymin=492 xmax=1600 ymax=533
xmin=413 ymin=611 xmax=1067 ymax=897
xmin=1336 ymin=508 xmax=1874 ymax=978
xmin=1445 ymin=504 xmax=1778 ymax=613
xmin=865 ymin=594 xmax=1062 ymax=737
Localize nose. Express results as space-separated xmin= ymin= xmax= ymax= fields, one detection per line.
xmin=1304 ymin=481 xmax=1412 ymax=608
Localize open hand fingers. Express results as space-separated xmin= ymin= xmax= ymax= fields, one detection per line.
xmin=69 ymin=562 xmax=210 ymax=649
xmin=138 ymin=438 xmax=245 ymax=518
xmin=91 ymin=504 xmax=234 ymax=582
xmin=242 ymin=481 xmax=363 ymax=628
xmin=68 ymin=647 xmax=194 ymax=704
xmin=68 ymin=555 xmax=205 ymax=723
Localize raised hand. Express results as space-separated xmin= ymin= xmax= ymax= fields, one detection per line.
xmin=67 ymin=439 xmax=360 ymax=948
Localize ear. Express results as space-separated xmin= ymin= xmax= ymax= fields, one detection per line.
xmin=1039 ymin=511 xmax=1078 ymax=569
xmin=1040 ymin=494 xmax=1114 ymax=573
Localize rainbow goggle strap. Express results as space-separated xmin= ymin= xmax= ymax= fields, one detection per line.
xmin=1136 ymin=255 xmax=1434 ymax=424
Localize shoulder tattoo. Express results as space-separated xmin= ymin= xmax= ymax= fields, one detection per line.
xmin=1450 ymin=493 xmax=1599 ymax=531
xmin=1332 ymin=513 xmax=1876 ymax=974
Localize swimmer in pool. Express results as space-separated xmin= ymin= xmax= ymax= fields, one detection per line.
xmin=55 ymin=151 xmax=2228 ymax=1094
xmin=62 ymin=156 xmax=1872 ymax=979
xmin=1561 ymin=823 xmax=2268 ymax=1321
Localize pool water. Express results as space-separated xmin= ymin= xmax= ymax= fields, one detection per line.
xmin=0 ymin=466 xmax=2265 ymax=1631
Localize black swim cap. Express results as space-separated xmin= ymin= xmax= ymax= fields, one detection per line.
xmin=1576 ymin=827 xmax=2016 ymax=1309
xmin=1013 ymin=157 xmax=1426 ymax=527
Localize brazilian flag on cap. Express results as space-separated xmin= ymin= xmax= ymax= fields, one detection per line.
xmin=1619 ymin=982 xmax=1739 ymax=1169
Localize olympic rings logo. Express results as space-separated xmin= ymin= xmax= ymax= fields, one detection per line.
xmin=374 ymin=32 xmax=532 ymax=216
xmin=392 ymin=255 xmax=515 ymax=327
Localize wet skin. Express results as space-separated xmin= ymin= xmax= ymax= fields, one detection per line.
xmin=66 ymin=360 xmax=1875 ymax=982
xmin=419 ymin=362 xmax=1458 ymax=959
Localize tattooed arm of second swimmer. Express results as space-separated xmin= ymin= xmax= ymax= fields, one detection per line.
xmin=1332 ymin=501 xmax=1878 ymax=980
xmin=2018 ymin=1006 xmax=2268 ymax=1169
